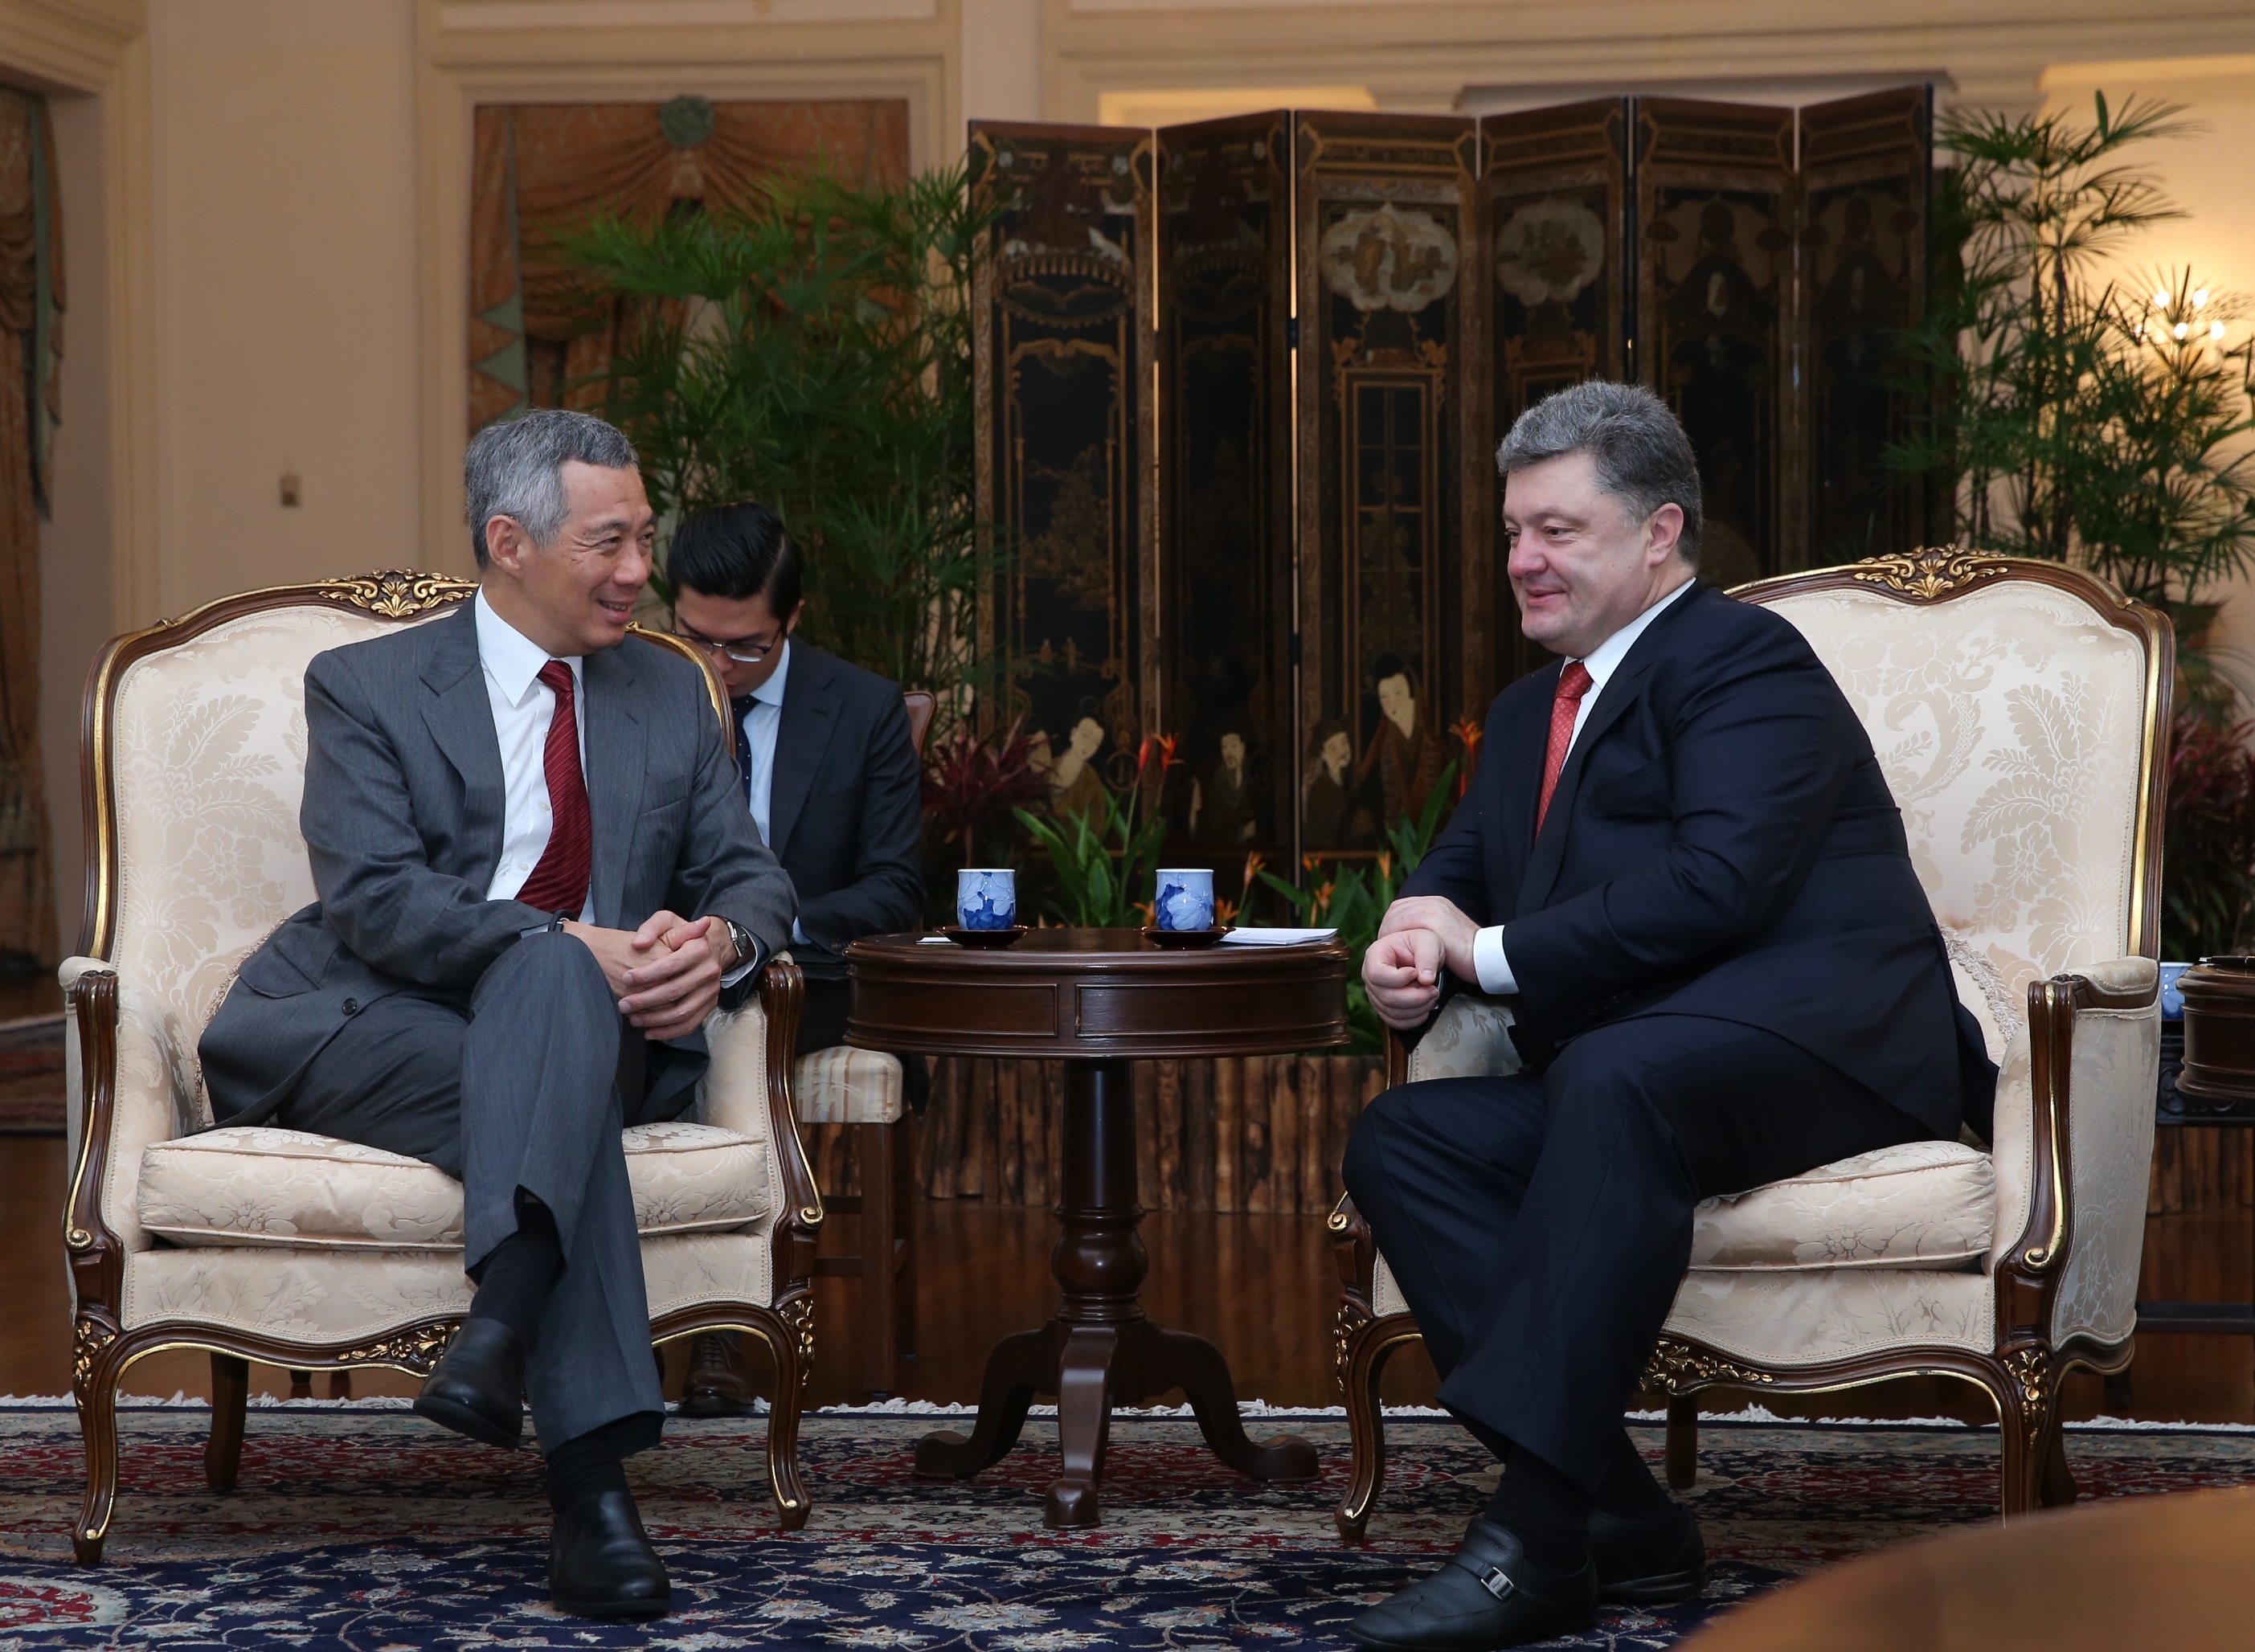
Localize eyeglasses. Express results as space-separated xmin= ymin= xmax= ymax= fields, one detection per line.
xmin=673 ymin=624 xmax=784 ymax=666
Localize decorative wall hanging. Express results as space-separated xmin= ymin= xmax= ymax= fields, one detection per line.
xmin=467 ymin=97 xmax=909 ymax=431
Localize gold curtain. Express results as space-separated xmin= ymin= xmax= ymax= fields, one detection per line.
xmin=469 ymin=97 xmax=910 ymax=429
xmin=0 ymin=89 xmax=59 ymax=968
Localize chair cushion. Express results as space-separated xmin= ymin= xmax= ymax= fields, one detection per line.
xmin=795 ymin=1045 xmax=905 ymax=1126
xmin=137 ymin=1122 xmax=771 ymax=1251
xmin=1689 ymin=1139 xmax=1995 ymax=1270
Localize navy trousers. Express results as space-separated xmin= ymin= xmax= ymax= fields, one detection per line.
xmin=272 ymin=932 xmax=669 ymax=1456
xmin=1341 ymin=1012 xmax=1932 ymax=1495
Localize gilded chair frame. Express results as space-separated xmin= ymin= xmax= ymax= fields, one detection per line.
xmin=1328 ymin=549 xmax=2174 ymax=1540
xmin=63 ymin=570 xmax=826 ymax=1564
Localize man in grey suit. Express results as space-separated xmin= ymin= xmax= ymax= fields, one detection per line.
xmin=657 ymin=501 xmax=927 ymax=1410
xmin=198 ymin=410 xmax=795 ymax=1622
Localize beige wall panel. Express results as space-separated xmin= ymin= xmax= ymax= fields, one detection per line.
xmin=148 ymin=0 xmax=421 ymax=614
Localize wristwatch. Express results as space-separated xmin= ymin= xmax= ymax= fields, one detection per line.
xmin=719 ymin=917 xmax=757 ymax=971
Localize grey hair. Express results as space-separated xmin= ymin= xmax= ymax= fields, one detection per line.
xmin=464 ymin=409 xmax=640 ymax=567
xmin=1496 ymin=381 xmax=1704 ymax=567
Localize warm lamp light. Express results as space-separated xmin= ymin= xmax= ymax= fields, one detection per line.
xmin=2155 ymin=288 xmax=2172 ymax=305
xmin=2196 ymin=288 xmax=2211 ymax=307
xmin=2212 ymin=321 xmax=2228 ymax=339
xmin=2175 ymin=321 xmax=2191 ymax=339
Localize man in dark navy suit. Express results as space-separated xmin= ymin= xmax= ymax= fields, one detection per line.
xmin=1341 ymin=382 xmax=1991 ymax=1650
xmin=658 ymin=501 xmax=927 ymax=1414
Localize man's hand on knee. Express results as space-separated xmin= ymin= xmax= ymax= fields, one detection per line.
xmin=1377 ymin=895 xmax=1478 ymax=983
xmin=617 ymin=911 xmax=730 ymax=1041
xmin=1365 ymin=927 xmax=1444 ymax=1030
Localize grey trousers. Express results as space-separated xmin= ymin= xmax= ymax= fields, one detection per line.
xmin=275 ymin=932 xmax=665 ymax=1455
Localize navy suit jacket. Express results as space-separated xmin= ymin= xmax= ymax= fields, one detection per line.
xmin=1404 ymin=582 xmax=1992 ymax=1141
xmin=759 ymin=643 xmax=925 ymax=980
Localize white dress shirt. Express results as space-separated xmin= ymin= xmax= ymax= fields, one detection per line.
xmin=735 ymin=642 xmax=814 ymax=951
xmin=475 ymin=592 xmax=590 ymax=918
xmin=477 ymin=592 xmax=759 ymax=983
xmin=1471 ymin=579 xmax=1697 ymax=996
xmin=739 ymin=640 xmax=791 ymax=850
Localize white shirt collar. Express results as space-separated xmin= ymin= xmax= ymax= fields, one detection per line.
xmin=474 ymin=589 xmax=581 ymax=707
xmin=748 ymin=639 xmax=791 ymax=709
xmin=1573 ymin=577 xmax=1696 ymax=693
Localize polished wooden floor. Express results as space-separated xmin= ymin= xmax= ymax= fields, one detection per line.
xmin=4 ymin=1122 xmax=2252 ymax=1424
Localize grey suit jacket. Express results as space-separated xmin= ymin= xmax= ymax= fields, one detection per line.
xmin=199 ymin=603 xmax=797 ymax=1130
xmin=762 ymin=643 xmax=924 ymax=979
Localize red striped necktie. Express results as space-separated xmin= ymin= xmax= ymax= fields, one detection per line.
xmin=516 ymin=660 xmax=592 ymax=914
xmin=1535 ymin=660 xmax=1593 ymax=835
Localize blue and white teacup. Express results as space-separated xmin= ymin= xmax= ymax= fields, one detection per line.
xmin=956 ymin=868 xmax=1017 ymax=930
xmin=2161 ymin=961 xmax=2193 ymax=1022
xmin=1153 ymin=868 xmax=1216 ymax=932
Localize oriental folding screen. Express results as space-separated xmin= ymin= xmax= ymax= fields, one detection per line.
xmin=973 ymin=88 xmax=1932 ymax=877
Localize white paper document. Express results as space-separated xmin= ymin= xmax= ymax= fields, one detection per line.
xmin=1218 ymin=926 xmax=1340 ymax=946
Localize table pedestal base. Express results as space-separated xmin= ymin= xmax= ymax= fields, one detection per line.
xmin=911 ymin=1057 xmax=1318 ymax=1526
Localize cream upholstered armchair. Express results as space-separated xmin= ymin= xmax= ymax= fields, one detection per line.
xmin=1330 ymin=550 xmax=2171 ymax=1538
xmin=61 ymin=572 xmax=825 ymax=1565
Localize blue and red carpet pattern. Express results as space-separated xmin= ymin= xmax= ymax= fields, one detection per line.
xmin=3 ymin=1403 xmax=2254 ymax=1647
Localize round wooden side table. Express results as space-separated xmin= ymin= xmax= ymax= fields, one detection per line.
xmin=845 ymin=926 xmax=1352 ymax=1527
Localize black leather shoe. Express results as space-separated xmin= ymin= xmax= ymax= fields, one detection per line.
xmin=412 ymin=1319 xmax=525 ymax=1450
xmin=679 ymin=1331 xmax=755 ymax=1418
xmin=1590 ymin=1503 xmax=1706 ymax=1605
xmin=550 ymin=1487 xmax=671 ymax=1620
xmin=1348 ymin=1518 xmax=1598 ymax=1650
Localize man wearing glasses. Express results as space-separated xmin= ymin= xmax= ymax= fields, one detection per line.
xmin=666 ymin=501 xmax=927 ymax=1407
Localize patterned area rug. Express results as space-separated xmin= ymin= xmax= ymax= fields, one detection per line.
xmin=2 ymin=1403 xmax=2253 ymax=1648
xmin=0 ymin=1014 xmax=64 ymax=1135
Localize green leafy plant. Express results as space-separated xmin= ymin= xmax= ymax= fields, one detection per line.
xmin=1256 ymin=765 xmax=1458 ymax=1053
xmin=561 ymin=164 xmax=1000 ymax=711
xmin=2163 ymin=709 xmax=2255 ymax=960
xmin=1013 ymin=738 xmax=1180 ymax=928
xmin=1893 ymin=94 xmax=2255 ymax=689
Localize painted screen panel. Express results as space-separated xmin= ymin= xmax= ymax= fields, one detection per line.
xmin=1798 ymin=86 xmax=1932 ymax=567
xmin=971 ymin=122 xmax=1157 ymax=817
xmin=1633 ymin=97 xmax=1797 ymax=584
xmin=1155 ymin=112 xmax=1295 ymax=870
xmin=1293 ymin=112 xmax=1488 ymax=858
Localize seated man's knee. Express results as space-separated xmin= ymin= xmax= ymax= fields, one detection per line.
xmin=477 ymin=928 xmax=613 ymax=1007
xmin=1342 ymin=1085 xmax=1421 ymax=1200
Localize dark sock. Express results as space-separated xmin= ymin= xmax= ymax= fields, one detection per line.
xmin=468 ymin=1195 xmax=563 ymax=1344
xmin=1592 ymin=1427 xmax=1678 ymax=1523
xmin=546 ymin=1414 xmax=643 ymax=1517
xmin=1484 ymin=1442 xmax=1592 ymax=1572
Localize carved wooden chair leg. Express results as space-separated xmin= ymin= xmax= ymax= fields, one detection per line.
xmin=207 ymin=1354 xmax=249 ymax=1491
xmin=1335 ymin=1317 xmax=1418 ymax=1544
xmin=1991 ymin=1348 xmax=2055 ymax=1521
xmin=856 ymin=1119 xmax=898 ymax=1396
xmin=759 ymin=1307 xmax=813 ymax=1532
xmin=71 ymin=1321 xmax=123 ymax=1566
xmin=327 ymin=1371 xmax=353 ymax=1400
xmin=287 ymin=1370 xmax=313 ymax=1399
xmin=1664 ymin=1392 xmax=1699 ymax=1490
xmin=893 ymin=1114 xmax=919 ymax=1362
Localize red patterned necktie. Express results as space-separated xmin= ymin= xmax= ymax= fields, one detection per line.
xmin=515 ymin=660 xmax=592 ymax=914
xmin=1535 ymin=660 xmax=1594 ymax=836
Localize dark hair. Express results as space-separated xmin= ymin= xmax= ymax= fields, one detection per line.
xmin=464 ymin=409 xmax=638 ymax=568
xmin=1496 ymin=379 xmax=1705 ymax=568
xmin=667 ymin=501 xmax=804 ymax=616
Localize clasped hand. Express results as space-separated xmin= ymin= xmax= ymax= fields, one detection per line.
xmin=1362 ymin=896 xmax=1480 ymax=1031
xmin=564 ymin=911 xmax=738 ymax=1042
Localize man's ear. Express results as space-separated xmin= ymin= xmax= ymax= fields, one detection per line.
xmin=783 ymin=600 xmax=806 ymax=636
xmin=1645 ymin=501 xmax=1687 ymax=565
xmin=485 ymin=514 xmax=527 ymax=573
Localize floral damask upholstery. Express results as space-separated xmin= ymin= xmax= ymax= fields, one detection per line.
xmin=1340 ymin=559 xmax=2166 ymax=1531
xmin=63 ymin=583 xmax=825 ymax=1563
xmin=139 ymin=1120 xmax=774 ymax=1252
